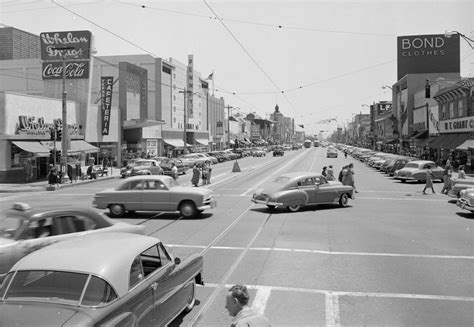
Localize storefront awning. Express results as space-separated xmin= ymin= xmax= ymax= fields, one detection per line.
xmin=411 ymin=130 xmax=428 ymax=139
xmin=382 ymin=138 xmax=398 ymax=144
xmin=41 ymin=140 xmax=99 ymax=155
xmin=195 ymin=139 xmax=209 ymax=146
xmin=456 ymin=139 xmax=474 ymax=150
xmin=12 ymin=141 xmax=50 ymax=156
xmin=428 ymin=133 xmax=470 ymax=149
xmin=163 ymin=139 xmax=192 ymax=148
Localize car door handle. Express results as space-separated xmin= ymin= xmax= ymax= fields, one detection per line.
xmin=150 ymin=282 xmax=158 ymax=291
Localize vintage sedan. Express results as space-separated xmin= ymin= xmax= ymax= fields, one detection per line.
xmin=448 ymin=178 xmax=474 ymax=198
xmin=393 ymin=160 xmax=444 ymax=183
xmin=456 ymin=187 xmax=474 ymax=212
xmin=326 ymin=147 xmax=338 ymax=158
xmin=130 ymin=159 xmax=164 ymax=176
xmin=0 ymin=203 xmax=144 ymax=280
xmin=93 ymin=175 xmax=216 ymax=218
xmin=251 ymin=172 xmax=354 ymax=212
xmin=160 ymin=158 xmax=189 ymax=175
xmin=273 ymin=147 xmax=284 ymax=157
xmin=0 ymin=232 xmax=203 ymax=326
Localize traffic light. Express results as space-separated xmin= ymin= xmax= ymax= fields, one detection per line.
xmin=425 ymin=80 xmax=431 ymax=98
xmin=56 ymin=128 xmax=62 ymax=141
xmin=50 ymin=127 xmax=56 ymax=141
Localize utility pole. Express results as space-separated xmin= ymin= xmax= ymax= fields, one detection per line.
xmin=179 ymin=89 xmax=191 ymax=154
xmin=225 ymin=105 xmax=233 ymax=149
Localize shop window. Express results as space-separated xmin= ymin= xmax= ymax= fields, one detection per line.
xmin=441 ymin=104 xmax=446 ymax=119
xmin=173 ymin=117 xmax=176 ymax=123
xmin=449 ymin=102 xmax=454 ymax=118
xmin=458 ymin=100 xmax=463 ymax=117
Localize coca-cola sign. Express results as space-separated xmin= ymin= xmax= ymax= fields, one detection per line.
xmin=42 ymin=61 xmax=90 ymax=79
xmin=40 ymin=30 xmax=92 ymax=61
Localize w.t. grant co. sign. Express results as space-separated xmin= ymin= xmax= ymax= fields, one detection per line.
xmin=439 ymin=117 xmax=474 ymax=133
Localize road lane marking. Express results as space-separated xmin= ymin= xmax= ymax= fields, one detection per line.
xmin=240 ymin=151 xmax=310 ymax=196
xmin=355 ymin=196 xmax=447 ymax=202
xmin=203 ymin=283 xmax=474 ymax=302
xmin=326 ymin=293 xmax=341 ymax=327
xmin=169 ymin=244 xmax=474 ymax=260
xmin=252 ymin=286 xmax=272 ymax=316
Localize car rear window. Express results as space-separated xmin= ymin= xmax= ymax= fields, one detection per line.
xmin=82 ymin=275 xmax=117 ymax=306
xmin=0 ymin=216 xmax=24 ymax=239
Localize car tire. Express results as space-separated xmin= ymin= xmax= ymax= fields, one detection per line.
xmin=287 ymin=204 xmax=301 ymax=212
xmin=109 ymin=204 xmax=125 ymax=217
xmin=180 ymin=201 xmax=198 ymax=218
xmin=339 ymin=194 xmax=349 ymax=207
xmin=183 ymin=281 xmax=196 ymax=313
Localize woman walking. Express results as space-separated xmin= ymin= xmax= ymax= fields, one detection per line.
xmin=201 ymin=162 xmax=209 ymax=185
xmin=422 ymin=167 xmax=436 ymax=194
xmin=191 ymin=163 xmax=201 ymax=187
xmin=440 ymin=163 xmax=453 ymax=194
xmin=458 ymin=165 xmax=466 ymax=179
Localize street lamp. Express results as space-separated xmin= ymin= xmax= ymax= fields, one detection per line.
xmin=382 ymin=85 xmax=393 ymax=90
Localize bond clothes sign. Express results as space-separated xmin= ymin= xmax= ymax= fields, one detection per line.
xmin=40 ymin=30 xmax=92 ymax=61
xmin=42 ymin=61 xmax=90 ymax=79
xmin=397 ymin=34 xmax=460 ymax=80
xmin=439 ymin=116 xmax=474 ymax=133
xmin=101 ymin=76 xmax=114 ymax=135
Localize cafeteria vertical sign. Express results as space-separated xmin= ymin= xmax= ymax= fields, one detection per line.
xmin=101 ymin=76 xmax=114 ymax=135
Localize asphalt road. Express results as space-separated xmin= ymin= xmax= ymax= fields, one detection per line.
xmin=1 ymin=147 xmax=473 ymax=326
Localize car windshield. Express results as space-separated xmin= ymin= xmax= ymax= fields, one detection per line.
xmin=136 ymin=161 xmax=152 ymax=167
xmin=0 ymin=216 xmax=23 ymax=239
xmin=4 ymin=270 xmax=117 ymax=306
xmin=404 ymin=163 xmax=420 ymax=168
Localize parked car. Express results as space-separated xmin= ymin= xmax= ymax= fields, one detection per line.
xmin=0 ymin=202 xmax=144 ymax=279
xmin=273 ymin=147 xmax=284 ymax=157
xmin=387 ymin=157 xmax=415 ymax=176
xmin=393 ymin=160 xmax=444 ymax=183
xmin=448 ymin=178 xmax=474 ymax=198
xmin=130 ymin=159 xmax=164 ymax=176
xmin=0 ymin=232 xmax=203 ymax=326
xmin=160 ymin=158 xmax=188 ymax=175
xmin=223 ymin=149 xmax=238 ymax=160
xmin=208 ymin=151 xmax=227 ymax=162
xmin=457 ymin=187 xmax=474 ymax=212
xmin=93 ymin=175 xmax=216 ymax=218
xmin=326 ymin=148 xmax=338 ymax=158
xmin=251 ymin=172 xmax=354 ymax=212
xmin=120 ymin=159 xmax=139 ymax=178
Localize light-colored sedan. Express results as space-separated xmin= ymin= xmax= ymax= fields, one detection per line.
xmin=448 ymin=178 xmax=474 ymax=198
xmin=0 ymin=232 xmax=203 ymax=326
xmin=326 ymin=148 xmax=338 ymax=158
xmin=251 ymin=172 xmax=354 ymax=212
xmin=457 ymin=187 xmax=474 ymax=212
xmin=130 ymin=159 xmax=164 ymax=176
xmin=0 ymin=203 xmax=144 ymax=279
xmin=93 ymin=175 xmax=216 ymax=218
xmin=393 ymin=160 xmax=444 ymax=183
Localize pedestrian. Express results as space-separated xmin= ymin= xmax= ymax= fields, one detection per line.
xmin=171 ymin=162 xmax=179 ymax=181
xmin=191 ymin=163 xmax=200 ymax=187
xmin=67 ymin=163 xmax=75 ymax=183
xmin=344 ymin=149 xmax=348 ymax=158
xmin=347 ymin=163 xmax=358 ymax=193
xmin=87 ymin=163 xmax=97 ymax=180
xmin=326 ymin=165 xmax=335 ymax=181
xmin=338 ymin=165 xmax=346 ymax=183
xmin=23 ymin=159 xmax=33 ymax=183
xmin=206 ymin=160 xmax=213 ymax=184
xmin=201 ymin=162 xmax=209 ymax=185
xmin=225 ymin=284 xmax=271 ymax=327
xmin=422 ymin=167 xmax=436 ymax=194
xmin=440 ymin=163 xmax=453 ymax=194
xmin=47 ymin=164 xmax=59 ymax=188
xmin=321 ymin=166 xmax=327 ymax=178
xmin=75 ymin=161 xmax=82 ymax=181
xmin=458 ymin=165 xmax=466 ymax=179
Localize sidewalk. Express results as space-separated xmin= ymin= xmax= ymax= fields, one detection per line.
xmin=0 ymin=169 xmax=121 ymax=193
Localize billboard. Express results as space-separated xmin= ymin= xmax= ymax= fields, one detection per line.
xmin=397 ymin=34 xmax=460 ymax=80
xmin=40 ymin=30 xmax=92 ymax=61
xmin=101 ymin=76 xmax=114 ymax=135
xmin=42 ymin=61 xmax=90 ymax=79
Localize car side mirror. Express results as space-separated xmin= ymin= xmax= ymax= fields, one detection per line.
xmin=174 ymin=257 xmax=181 ymax=265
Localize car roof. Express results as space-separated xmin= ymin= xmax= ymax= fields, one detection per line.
xmin=11 ymin=232 xmax=161 ymax=297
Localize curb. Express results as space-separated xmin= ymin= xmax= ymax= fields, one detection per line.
xmin=0 ymin=175 xmax=119 ymax=193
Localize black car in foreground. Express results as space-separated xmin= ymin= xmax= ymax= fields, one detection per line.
xmin=273 ymin=147 xmax=284 ymax=156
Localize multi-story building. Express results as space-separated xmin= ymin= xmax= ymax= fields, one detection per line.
xmin=0 ymin=26 xmax=40 ymax=60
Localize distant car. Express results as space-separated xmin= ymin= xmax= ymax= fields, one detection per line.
xmin=0 ymin=203 xmax=144 ymax=279
xmin=93 ymin=175 xmax=216 ymax=218
xmin=0 ymin=232 xmax=203 ymax=327
xmin=326 ymin=148 xmax=338 ymax=158
xmin=393 ymin=160 xmax=444 ymax=183
xmin=160 ymin=158 xmax=188 ymax=175
xmin=273 ymin=147 xmax=284 ymax=156
xmin=251 ymin=172 xmax=354 ymax=212
xmin=291 ymin=144 xmax=300 ymax=150
xmin=130 ymin=159 xmax=164 ymax=176
xmin=457 ymin=187 xmax=474 ymax=212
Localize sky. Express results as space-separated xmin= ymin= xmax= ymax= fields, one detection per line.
xmin=1 ymin=0 xmax=473 ymax=137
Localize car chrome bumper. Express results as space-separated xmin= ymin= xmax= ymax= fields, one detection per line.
xmin=251 ymin=199 xmax=284 ymax=207
xmin=198 ymin=200 xmax=217 ymax=210
xmin=457 ymin=198 xmax=474 ymax=211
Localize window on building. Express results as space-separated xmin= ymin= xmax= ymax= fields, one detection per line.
xmin=173 ymin=84 xmax=176 ymax=90
xmin=173 ymin=73 xmax=176 ymax=79
xmin=173 ymin=117 xmax=176 ymax=123
xmin=441 ymin=104 xmax=446 ymax=119
xmin=173 ymin=95 xmax=176 ymax=101
xmin=449 ymin=102 xmax=454 ymax=118
xmin=458 ymin=99 xmax=463 ymax=117
xmin=162 ymin=66 xmax=171 ymax=74
xmin=173 ymin=106 xmax=176 ymax=112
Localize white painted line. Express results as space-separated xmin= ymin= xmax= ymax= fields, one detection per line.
xmin=325 ymin=293 xmax=341 ymax=327
xmin=240 ymin=151 xmax=309 ymax=196
xmin=251 ymin=286 xmax=272 ymax=316
xmin=168 ymin=244 xmax=474 ymax=260
xmin=203 ymin=283 xmax=474 ymax=302
xmin=355 ymin=196 xmax=448 ymax=202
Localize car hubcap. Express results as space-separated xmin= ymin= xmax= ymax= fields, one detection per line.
xmin=182 ymin=205 xmax=193 ymax=216
xmin=110 ymin=205 xmax=123 ymax=215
